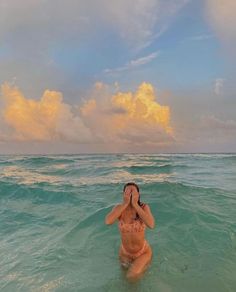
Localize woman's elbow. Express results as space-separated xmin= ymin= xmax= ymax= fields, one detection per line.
xmin=105 ymin=215 xmax=113 ymax=225
xmin=148 ymin=220 xmax=155 ymax=229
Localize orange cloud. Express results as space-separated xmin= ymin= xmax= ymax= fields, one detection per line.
xmin=80 ymin=99 xmax=97 ymax=117
xmin=0 ymin=83 xmax=92 ymax=142
xmin=0 ymin=82 xmax=174 ymax=147
xmin=79 ymin=82 xmax=174 ymax=145
xmin=111 ymin=82 xmax=173 ymax=134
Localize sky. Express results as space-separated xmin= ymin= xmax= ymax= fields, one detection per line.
xmin=0 ymin=0 xmax=236 ymax=154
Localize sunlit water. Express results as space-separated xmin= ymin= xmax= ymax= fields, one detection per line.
xmin=0 ymin=154 xmax=236 ymax=292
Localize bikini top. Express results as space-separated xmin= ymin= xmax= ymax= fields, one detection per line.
xmin=118 ymin=204 xmax=146 ymax=233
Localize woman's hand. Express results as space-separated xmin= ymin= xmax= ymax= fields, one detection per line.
xmin=131 ymin=187 xmax=139 ymax=206
xmin=123 ymin=187 xmax=132 ymax=205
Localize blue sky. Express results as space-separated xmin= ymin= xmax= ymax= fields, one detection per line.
xmin=48 ymin=0 xmax=225 ymax=91
xmin=0 ymin=0 xmax=236 ymax=153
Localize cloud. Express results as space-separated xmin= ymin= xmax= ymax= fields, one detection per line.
xmin=197 ymin=114 xmax=236 ymax=145
xmin=185 ymin=34 xmax=214 ymax=41
xmin=214 ymin=78 xmax=225 ymax=95
xmin=0 ymin=0 xmax=190 ymax=54
xmin=200 ymin=114 xmax=236 ymax=132
xmin=169 ymin=110 xmax=236 ymax=153
xmin=104 ymin=51 xmax=160 ymax=74
xmin=79 ymin=82 xmax=174 ymax=145
xmin=206 ymin=0 xmax=236 ymax=49
xmin=100 ymin=0 xmax=190 ymax=51
xmin=0 ymin=82 xmax=174 ymax=148
xmin=0 ymin=83 xmax=93 ymax=143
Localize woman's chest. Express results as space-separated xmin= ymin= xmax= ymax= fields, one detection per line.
xmin=120 ymin=210 xmax=138 ymax=223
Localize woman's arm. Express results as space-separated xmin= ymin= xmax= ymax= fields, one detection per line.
xmin=105 ymin=203 xmax=129 ymax=225
xmin=105 ymin=188 xmax=132 ymax=225
xmin=133 ymin=203 xmax=155 ymax=229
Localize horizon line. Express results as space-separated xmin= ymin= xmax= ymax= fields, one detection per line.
xmin=0 ymin=152 xmax=236 ymax=156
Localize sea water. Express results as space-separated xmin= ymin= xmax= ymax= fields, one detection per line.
xmin=0 ymin=154 xmax=235 ymax=292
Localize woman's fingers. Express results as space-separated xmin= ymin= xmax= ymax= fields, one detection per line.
xmin=124 ymin=192 xmax=130 ymax=198
xmin=124 ymin=187 xmax=131 ymax=196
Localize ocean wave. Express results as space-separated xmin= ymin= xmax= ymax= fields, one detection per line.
xmin=123 ymin=164 xmax=172 ymax=174
xmin=62 ymin=207 xmax=109 ymax=249
xmin=17 ymin=156 xmax=77 ymax=166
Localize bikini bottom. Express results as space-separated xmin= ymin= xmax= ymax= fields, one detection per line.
xmin=120 ymin=239 xmax=149 ymax=261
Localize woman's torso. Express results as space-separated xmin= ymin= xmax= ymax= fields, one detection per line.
xmin=118 ymin=204 xmax=146 ymax=253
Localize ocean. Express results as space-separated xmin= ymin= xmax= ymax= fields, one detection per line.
xmin=0 ymin=154 xmax=235 ymax=292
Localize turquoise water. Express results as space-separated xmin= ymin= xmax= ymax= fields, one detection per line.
xmin=0 ymin=154 xmax=236 ymax=292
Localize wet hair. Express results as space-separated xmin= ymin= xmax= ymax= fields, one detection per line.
xmin=123 ymin=182 xmax=145 ymax=219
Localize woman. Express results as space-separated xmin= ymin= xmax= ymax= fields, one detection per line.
xmin=105 ymin=182 xmax=155 ymax=281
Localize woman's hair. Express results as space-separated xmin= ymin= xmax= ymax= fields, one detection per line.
xmin=123 ymin=182 xmax=144 ymax=219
